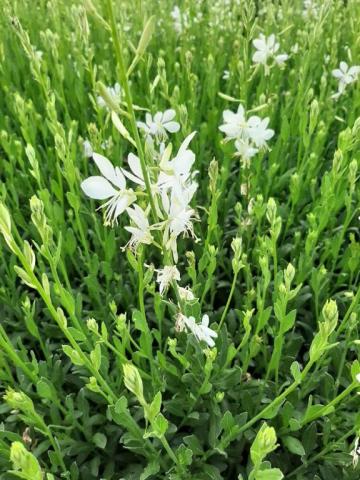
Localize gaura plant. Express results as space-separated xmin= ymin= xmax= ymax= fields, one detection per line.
xmin=0 ymin=0 xmax=360 ymax=479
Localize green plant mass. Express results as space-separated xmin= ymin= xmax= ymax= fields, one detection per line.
xmin=0 ymin=0 xmax=360 ymax=479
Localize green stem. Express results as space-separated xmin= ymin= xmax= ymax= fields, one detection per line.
xmin=0 ymin=326 xmax=38 ymax=383
xmin=105 ymin=0 xmax=185 ymax=314
xmin=105 ymin=0 xmax=158 ymax=222
xmin=301 ymin=382 xmax=357 ymax=426
xmin=218 ymin=270 xmax=239 ymax=331
xmin=160 ymin=436 xmax=179 ymax=466
xmin=238 ymin=362 xmax=313 ymax=436
xmin=45 ymin=426 xmax=67 ymax=474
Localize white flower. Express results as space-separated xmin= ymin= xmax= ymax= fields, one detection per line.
xmin=222 ymin=70 xmax=230 ymax=80
xmin=137 ymin=110 xmax=180 ymax=142
xmin=121 ymin=153 xmax=145 ymax=188
xmin=182 ymin=314 xmax=218 ymax=348
xmin=161 ymin=189 xmax=197 ymax=262
xmin=332 ymin=61 xmax=360 ymax=98
xmin=220 ymin=106 xmax=274 ymax=150
xmin=156 ymin=265 xmax=181 ymax=295
xmin=351 ymin=437 xmax=360 ymax=468
xmin=234 ymin=139 xmax=258 ymax=166
xmin=83 ymin=139 xmax=93 ymax=158
xmin=252 ymin=34 xmax=278 ymax=65
xmin=274 ymin=53 xmax=288 ymax=66
xmin=291 ymin=43 xmax=299 ymax=54
xmin=178 ymin=286 xmax=195 ymax=301
xmin=81 ymin=153 xmax=136 ymax=226
xmin=124 ymin=205 xmax=153 ymax=250
xmin=247 ymin=116 xmax=274 ymax=148
xmin=97 ymin=83 xmax=122 ymax=110
xmin=303 ymin=0 xmax=319 ymax=18
xmin=35 ymin=50 xmax=43 ymax=61
xmin=171 ymin=6 xmax=182 ymax=34
xmin=219 ymin=105 xmax=250 ymax=140
xmin=157 ymin=132 xmax=197 ymax=194
xmin=252 ymin=34 xmax=288 ymax=71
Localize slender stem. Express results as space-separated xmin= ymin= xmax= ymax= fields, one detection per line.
xmin=301 ymin=382 xmax=357 ymax=426
xmin=0 ymin=326 xmax=38 ymax=383
xmin=238 ymin=362 xmax=313 ymax=436
xmin=334 ymin=328 xmax=353 ymax=396
xmin=105 ymin=0 xmax=185 ymax=314
xmin=105 ymin=0 xmax=158 ymax=222
xmin=160 ymin=436 xmax=179 ymax=466
xmin=218 ymin=271 xmax=238 ymax=331
xmin=46 ymin=427 xmax=67 ymax=473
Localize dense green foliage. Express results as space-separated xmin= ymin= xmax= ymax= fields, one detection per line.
xmin=0 ymin=0 xmax=360 ymax=479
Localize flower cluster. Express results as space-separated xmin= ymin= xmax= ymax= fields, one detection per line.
xmin=219 ymin=104 xmax=274 ymax=166
xmin=331 ymin=61 xmax=360 ymax=99
xmin=81 ymin=108 xmax=218 ymax=349
xmin=81 ymin=124 xmax=197 ymax=264
xmin=252 ymin=34 xmax=288 ymax=74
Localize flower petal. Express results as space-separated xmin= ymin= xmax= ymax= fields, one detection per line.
xmin=202 ymin=314 xmax=209 ymax=327
xmin=93 ymin=153 xmax=125 ymax=189
xmin=164 ymin=121 xmax=180 ymax=133
xmin=253 ymin=38 xmax=266 ymax=50
xmin=81 ymin=176 xmax=117 ymax=199
xmin=145 ymin=112 xmax=153 ymax=126
xmin=177 ymin=131 xmax=196 ymax=158
xmin=252 ymin=51 xmax=266 ymax=64
xmin=122 ymin=153 xmax=145 ymax=186
xmin=162 ymin=109 xmax=176 ymax=122
xmin=340 ymin=61 xmax=348 ymax=73
xmin=332 ymin=69 xmax=343 ymax=79
xmin=137 ymin=121 xmax=150 ymax=133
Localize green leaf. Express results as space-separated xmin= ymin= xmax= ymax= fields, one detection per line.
xmin=280 ymin=309 xmax=297 ymax=333
xmin=262 ymin=400 xmax=283 ymax=420
xmin=66 ymin=191 xmax=80 ymax=212
xmin=126 ymin=249 xmax=139 ymax=271
xmin=140 ymin=460 xmax=160 ymax=480
xmin=303 ymin=403 xmax=335 ymax=424
xmin=62 ymin=345 xmax=84 ymax=366
xmin=90 ymin=343 xmax=102 ymax=371
xmin=147 ymin=413 xmax=168 ymax=439
xmin=220 ymin=411 xmax=235 ymax=434
xmin=290 ymin=361 xmax=302 ymax=383
xmin=133 ymin=309 xmax=148 ymax=333
xmin=176 ymin=444 xmax=193 ymax=466
xmin=92 ymin=432 xmax=107 ymax=449
xmin=256 ymin=468 xmax=284 ymax=480
xmin=136 ymin=16 xmax=156 ymax=56
xmin=67 ymin=327 xmax=87 ymax=342
xmin=148 ymin=392 xmax=162 ymax=422
xmin=14 ymin=266 xmax=36 ymax=289
xmin=183 ymin=434 xmax=204 ymax=455
xmin=36 ymin=379 xmax=55 ymax=401
xmin=282 ymin=436 xmax=305 ymax=456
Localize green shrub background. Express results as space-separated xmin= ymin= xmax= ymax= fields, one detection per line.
xmin=0 ymin=1 xmax=360 ymax=479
